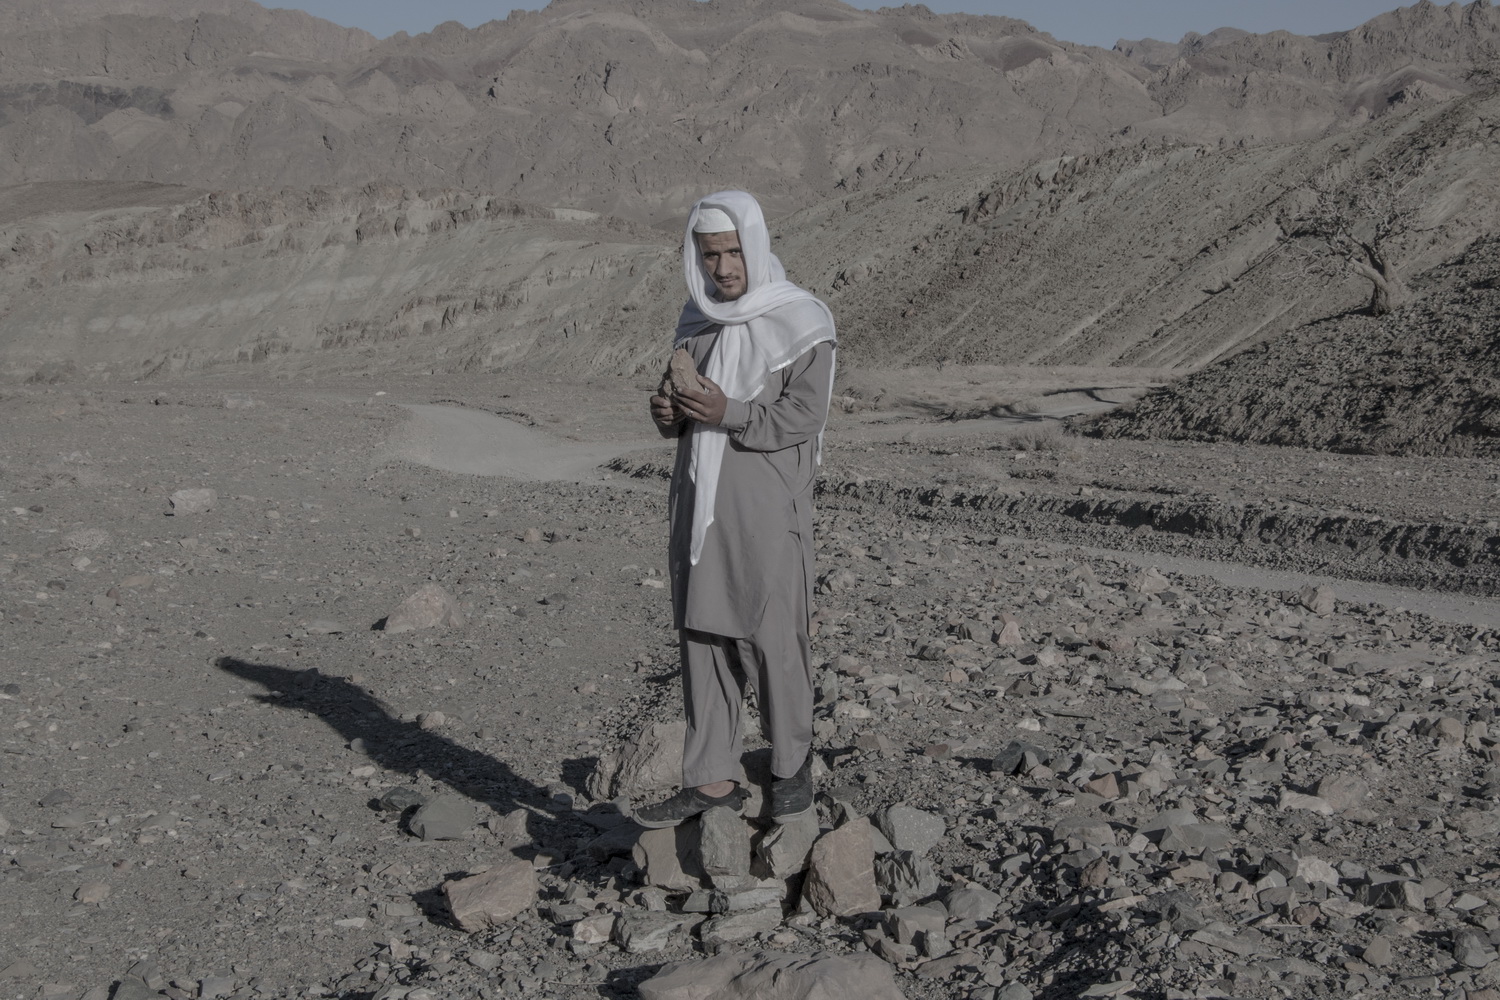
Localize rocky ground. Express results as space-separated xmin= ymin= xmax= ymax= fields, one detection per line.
xmin=3 ymin=371 xmax=1500 ymax=1000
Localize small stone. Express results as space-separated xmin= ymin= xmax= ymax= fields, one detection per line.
xmin=378 ymin=787 xmax=427 ymax=813
xmin=409 ymin=794 xmax=475 ymax=840
xmin=1299 ymin=584 xmax=1335 ymax=615
xmin=1434 ymin=716 xmax=1467 ymax=745
xmin=74 ymin=882 xmax=110 ymax=903
xmin=1279 ymin=790 xmax=1334 ymax=816
xmin=169 ymin=489 xmax=217 ymax=515
xmin=1295 ymin=857 xmax=1340 ymax=886
xmin=754 ymin=810 xmax=820 ymax=878
xmin=1363 ymin=936 xmax=1393 ymax=967
xmin=1314 ymin=772 xmax=1369 ymax=811
xmin=384 ymin=583 xmax=465 ymax=632
xmin=699 ymin=805 xmax=751 ymax=877
xmin=39 ymin=788 xmax=75 ymax=807
xmin=875 ymin=851 xmax=939 ymax=906
xmin=662 ymin=347 xmax=699 ymax=397
xmin=1052 ymin=816 xmax=1117 ymax=850
xmin=109 ymin=982 xmax=158 ymax=1000
xmin=613 ymin=910 xmax=686 ymax=954
xmin=947 ymin=885 xmax=1003 ymax=921
xmin=1082 ymin=773 xmax=1120 ymax=799
xmin=1131 ymin=567 xmax=1171 ymax=595
xmin=198 ymin=976 xmax=235 ymax=998
xmin=701 ymin=907 xmax=783 ymax=948
xmin=1356 ymin=879 xmax=1425 ymax=910
xmin=442 ymin=860 xmax=538 ymax=931
xmin=1455 ymin=930 xmax=1499 ymax=969
xmin=993 ymin=621 xmax=1023 ymax=646
xmin=991 ymin=741 xmax=1047 ymax=776
xmin=634 ymin=822 xmax=708 ymax=890
xmin=467 ymin=951 xmax=502 ymax=971
xmin=572 ymin=912 xmax=616 ymax=945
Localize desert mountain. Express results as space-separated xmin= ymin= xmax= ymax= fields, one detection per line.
xmin=2 ymin=0 xmax=1499 ymax=224
xmin=4 ymin=80 xmax=1498 ymax=391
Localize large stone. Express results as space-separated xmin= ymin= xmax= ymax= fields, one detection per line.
xmin=752 ymin=811 xmax=820 ymax=879
xmin=409 ymin=794 xmax=474 ymax=840
xmin=442 ymin=861 xmax=537 ymax=931
xmin=384 ymin=583 xmax=465 ymax=633
xmin=804 ymin=817 xmax=881 ymax=918
xmin=874 ymin=805 xmax=945 ymax=855
xmin=634 ymin=822 xmax=708 ymax=891
xmin=639 ymin=950 xmax=906 ymax=1000
xmin=588 ymin=720 xmax=688 ymax=801
xmin=700 ymin=805 xmax=751 ymax=877
xmin=169 ymin=488 xmax=217 ymax=515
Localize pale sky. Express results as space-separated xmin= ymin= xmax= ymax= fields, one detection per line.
xmin=276 ymin=0 xmax=1472 ymax=49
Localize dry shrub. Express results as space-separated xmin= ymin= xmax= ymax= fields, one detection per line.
xmin=999 ymin=420 xmax=1066 ymax=452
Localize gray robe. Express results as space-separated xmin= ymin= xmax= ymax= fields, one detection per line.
xmin=667 ymin=332 xmax=834 ymax=639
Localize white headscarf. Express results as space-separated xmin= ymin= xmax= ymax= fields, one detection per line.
xmin=675 ymin=190 xmax=837 ymax=566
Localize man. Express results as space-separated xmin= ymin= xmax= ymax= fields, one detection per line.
xmin=634 ymin=190 xmax=837 ymax=829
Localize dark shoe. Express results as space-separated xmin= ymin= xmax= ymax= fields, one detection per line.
xmin=771 ymin=756 xmax=814 ymax=824
xmin=633 ymin=786 xmax=744 ymax=829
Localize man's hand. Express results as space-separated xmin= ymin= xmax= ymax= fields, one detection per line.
xmin=650 ymin=394 xmax=683 ymax=431
xmin=675 ymin=375 xmax=728 ymax=427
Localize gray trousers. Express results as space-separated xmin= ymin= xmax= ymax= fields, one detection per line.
xmin=679 ymin=573 xmax=813 ymax=788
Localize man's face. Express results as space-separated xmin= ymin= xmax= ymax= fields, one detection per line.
xmin=696 ymin=230 xmax=746 ymax=301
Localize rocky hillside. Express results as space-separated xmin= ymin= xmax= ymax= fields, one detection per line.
xmin=1 ymin=0 xmax=1499 ymax=224
xmin=4 ymin=84 xmax=1500 ymax=386
xmin=1086 ymin=234 xmax=1500 ymax=457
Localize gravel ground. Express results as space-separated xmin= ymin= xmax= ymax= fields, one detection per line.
xmin=3 ymin=374 xmax=1499 ymax=1000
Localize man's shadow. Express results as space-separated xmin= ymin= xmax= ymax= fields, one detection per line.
xmin=217 ymin=656 xmax=550 ymax=828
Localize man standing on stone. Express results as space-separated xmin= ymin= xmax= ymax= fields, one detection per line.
xmin=634 ymin=190 xmax=837 ymax=829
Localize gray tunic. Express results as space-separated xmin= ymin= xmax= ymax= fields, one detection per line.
xmin=667 ymin=333 xmax=834 ymax=639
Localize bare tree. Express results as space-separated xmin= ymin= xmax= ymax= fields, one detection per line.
xmin=1277 ymin=162 xmax=1416 ymax=316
